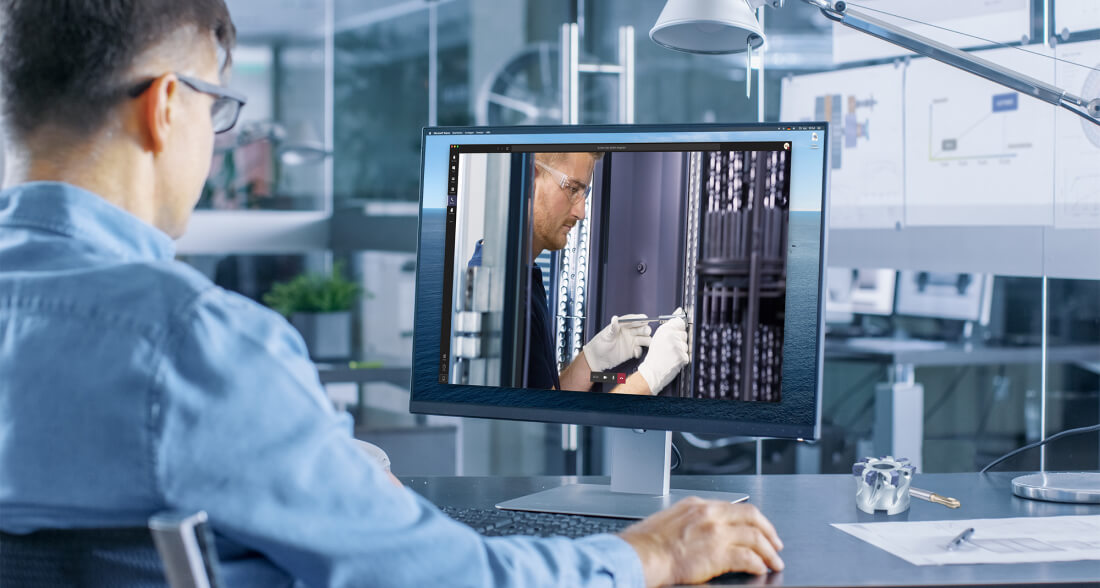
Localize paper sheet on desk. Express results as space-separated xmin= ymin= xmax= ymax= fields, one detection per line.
xmin=832 ymin=515 xmax=1100 ymax=566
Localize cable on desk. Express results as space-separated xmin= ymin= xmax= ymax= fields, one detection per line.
xmin=980 ymin=424 xmax=1100 ymax=473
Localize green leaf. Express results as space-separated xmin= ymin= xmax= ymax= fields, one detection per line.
xmin=262 ymin=261 xmax=366 ymax=316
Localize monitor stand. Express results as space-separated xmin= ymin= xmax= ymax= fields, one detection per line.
xmin=496 ymin=428 xmax=749 ymax=519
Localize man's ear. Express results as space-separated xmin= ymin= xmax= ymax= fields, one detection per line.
xmin=141 ymin=73 xmax=180 ymax=154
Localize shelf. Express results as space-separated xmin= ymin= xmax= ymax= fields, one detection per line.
xmin=315 ymin=364 xmax=411 ymax=387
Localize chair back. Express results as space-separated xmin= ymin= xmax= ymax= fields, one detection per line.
xmin=0 ymin=511 xmax=221 ymax=588
xmin=0 ymin=526 xmax=167 ymax=587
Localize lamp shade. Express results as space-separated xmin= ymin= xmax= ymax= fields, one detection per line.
xmin=650 ymin=0 xmax=766 ymax=54
xmin=278 ymin=121 xmax=331 ymax=166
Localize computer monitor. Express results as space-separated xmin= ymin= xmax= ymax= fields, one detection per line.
xmin=894 ymin=270 xmax=993 ymax=325
xmin=412 ymin=124 xmax=829 ymax=518
xmin=825 ymin=267 xmax=897 ymax=324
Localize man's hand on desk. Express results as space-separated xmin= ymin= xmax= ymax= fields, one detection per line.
xmin=618 ymin=498 xmax=784 ymax=587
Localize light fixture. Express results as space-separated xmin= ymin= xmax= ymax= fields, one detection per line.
xmin=650 ymin=0 xmax=767 ymax=55
xmin=230 ymin=120 xmax=331 ymax=166
xmin=278 ymin=121 xmax=331 ymax=166
xmin=650 ymin=0 xmax=1100 ymax=126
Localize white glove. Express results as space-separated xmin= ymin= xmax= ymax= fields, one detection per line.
xmin=582 ymin=314 xmax=652 ymax=372
xmin=637 ymin=310 xmax=690 ymax=395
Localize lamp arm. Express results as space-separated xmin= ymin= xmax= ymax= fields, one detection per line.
xmin=800 ymin=0 xmax=1100 ymax=126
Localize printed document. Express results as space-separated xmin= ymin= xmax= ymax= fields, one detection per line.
xmin=832 ymin=515 xmax=1100 ymax=566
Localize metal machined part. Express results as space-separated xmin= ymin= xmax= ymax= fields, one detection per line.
xmin=853 ymin=456 xmax=916 ymax=515
xmin=616 ymin=312 xmax=689 ymax=325
xmin=910 ymin=487 xmax=961 ymax=509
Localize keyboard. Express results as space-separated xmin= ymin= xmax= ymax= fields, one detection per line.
xmin=440 ymin=506 xmax=634 ymax=538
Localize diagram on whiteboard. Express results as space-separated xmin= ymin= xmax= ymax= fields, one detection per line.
xmin=905 ymin=47 xmax=1055 ymax=227
xmin=1054 ymin=39 xmax=1100 ymax=228
xmin=815 ymin=93 xmax=877 ymax=169
xmin=781 ymin=64 xmax=904 ymax=229
xmin=927 ymin=91 xmax=1031 ymax=162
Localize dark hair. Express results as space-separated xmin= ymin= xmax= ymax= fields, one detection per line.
xmin=0 ymin=0 xmax=236 ymax=141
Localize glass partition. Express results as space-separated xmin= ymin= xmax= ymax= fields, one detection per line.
xmin=251 ymin=0 xmax=1097 ymax=476
xmin=203 ymin=1 xmax=330 ymax=212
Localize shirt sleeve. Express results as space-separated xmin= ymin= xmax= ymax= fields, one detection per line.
xmin=153 ymin=287 xmax=646 ymax=588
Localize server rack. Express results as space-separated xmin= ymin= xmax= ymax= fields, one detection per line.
xmin=691 ymin=149 xmax=790 ymax=402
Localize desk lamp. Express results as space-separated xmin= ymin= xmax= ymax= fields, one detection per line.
xmin=650 ymin=0 xmax=1100 ymax=505
xmin=232 ymin=120 xmax=332 ymax=166
xmin=651 ymin=0 xmax=1100 ymax=124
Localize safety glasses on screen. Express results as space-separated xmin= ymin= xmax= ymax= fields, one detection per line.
xmin=535 ymin=160 xmax=592 ymax=205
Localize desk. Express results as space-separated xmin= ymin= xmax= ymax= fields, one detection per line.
xmin=404 ymin=472 xmax=1100 ymax=587
xmin=824 ymin=339 xmax=1100 ymax=471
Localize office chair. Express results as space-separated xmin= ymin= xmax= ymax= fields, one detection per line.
xmin=0 ymin=511 xmax=221 ymax=588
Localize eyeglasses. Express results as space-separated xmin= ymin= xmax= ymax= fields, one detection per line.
xmin=129 ymin=73 xmax=248 ymax=134
xmin=535 ymin=160 xmax=592 ymax=205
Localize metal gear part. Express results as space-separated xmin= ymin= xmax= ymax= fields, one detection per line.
xmin=853 ymin=456 xmax=916 ymax=515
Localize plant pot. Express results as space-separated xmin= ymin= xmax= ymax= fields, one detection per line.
xmin=290 ymin=311 xmax=352 ymax=361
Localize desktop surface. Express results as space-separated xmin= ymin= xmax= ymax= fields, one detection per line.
xmin=407 ymin=472 xmax=1100 ymax=587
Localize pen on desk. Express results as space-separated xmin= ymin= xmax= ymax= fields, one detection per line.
xmin=944 ymin=527 xmax=975 ymax=551
xmin=910 ymin=487 xmax=961 ymax=508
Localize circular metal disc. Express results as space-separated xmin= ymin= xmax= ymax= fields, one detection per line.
xmin=1012 ymin=472 xmax=1100 ymax=504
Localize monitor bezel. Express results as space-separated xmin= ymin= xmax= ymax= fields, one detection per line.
xmin=410 ymin=123 xmax=829 ymax=440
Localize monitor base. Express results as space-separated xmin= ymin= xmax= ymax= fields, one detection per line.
xmin=1011 ymin=472 xmax=1100 ymax=504
xmin=496 ymin=483 xmax=749 ymax=520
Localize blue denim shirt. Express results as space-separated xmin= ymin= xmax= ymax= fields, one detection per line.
xmin=0 ymin=182 xmax=645 ymax=588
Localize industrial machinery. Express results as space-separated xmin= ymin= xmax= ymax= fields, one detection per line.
xmin=692 ymin=149 xmax=790 ymax=402
xmin=583 ymin=147 xmax=791 ymax=402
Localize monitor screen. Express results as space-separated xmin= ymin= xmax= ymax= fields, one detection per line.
xmin=412 ymin=124 xmax=828 ymax=439
xmin=825 ymin=267 xmax=897 ymax=322
xmin=894 ymin=270 xmax=993 ymax=324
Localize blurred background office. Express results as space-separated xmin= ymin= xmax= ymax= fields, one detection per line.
xmin=4 ymin=0 xmax=1093 ymax=479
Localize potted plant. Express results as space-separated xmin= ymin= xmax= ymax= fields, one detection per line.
xmin=263 ymin=261 xmax=365 ymax=361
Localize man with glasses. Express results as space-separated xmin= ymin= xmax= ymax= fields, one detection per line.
xmin=0 ymin=2 xmax=783 ymax=586
xmin=522 ymin=152 xmax=691 ymax=397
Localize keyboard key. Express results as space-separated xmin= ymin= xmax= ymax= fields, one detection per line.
xmin=439 ymin=506 xmax=632 ymax=538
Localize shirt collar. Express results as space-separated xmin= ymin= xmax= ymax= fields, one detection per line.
xmin=0 ymin=182 xmax=176 ymax=262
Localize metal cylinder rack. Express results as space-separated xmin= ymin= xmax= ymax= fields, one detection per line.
xmin=692 ymin=149 xmax=790 ymax=402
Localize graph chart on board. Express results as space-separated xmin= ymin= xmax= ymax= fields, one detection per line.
xmin=904 ymin=46 xmax=1056 ymax=226
xmin=781 ymin=63 xmax=905 ymax=229
xmin=1054 ymin=39 xmax=1100 ymax=229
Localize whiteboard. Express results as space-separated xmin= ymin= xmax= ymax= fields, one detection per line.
xmin=780 ymin=63 xmax=905 ymax=229
xmin=1053 ymin=39 xmax=1100 ymax=229
xmin=1054 ymin=0 xmax=1100 ymax=38
xmin=904 ymin=46 xmax=1056 ymax=226
xmin=832 ymin=0 xmax=1031 ymax=64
